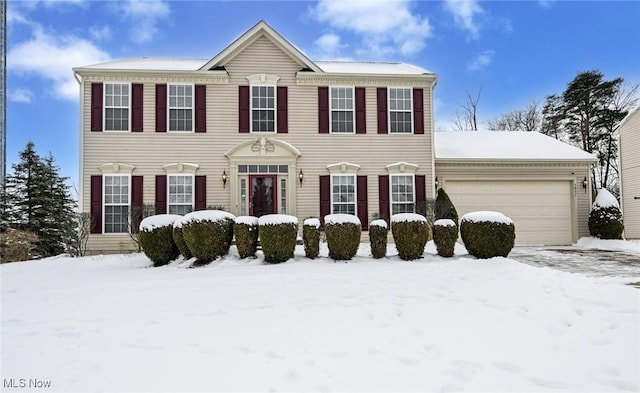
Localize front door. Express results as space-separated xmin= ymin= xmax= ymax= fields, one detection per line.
xmin=249 ymin=175 xmax=277 ymax=217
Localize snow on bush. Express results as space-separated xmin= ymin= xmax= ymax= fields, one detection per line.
xmin=303 ymin=218 xmax=321 ymax=259
xmin=182 ymin=210 xmax=235 ymax=264
xmin=589 ymin=189 xmax=624 ymax=240
xmin=172 ymin=217 xmax=192 ymax=259
xmin=183 ymin=210 xmax=236 ymax=225
xmin=303 ymin=218 xmax=321 ymax=229
xmin=370 ymin=219 xmax=388 ymax=229
xmin=369 ymin=221 xmax=388 ymax=259
xmin=234 ymin=216 xmax=259 ymax=259
xmin=391 ymin=213 xmax=427 ymax=224
xmin=139 ymin=214 xmax=183 ymax=266
xmin=391 ymin=213 xmax=429 ymax=260
xmin=433 ymin=219 xmax=458 ymax=258
xmin=434 ymin=219 xmax=456 ymax=227
xmin=259 ymin=214 xmax=298 ymax=264
xmin=324 ymin=214 xmax=361 ymax=260
xmin=235 ymin=215 xmax=259 ymax=226
xmin=461 ymin=211 xmax=515 ymax=259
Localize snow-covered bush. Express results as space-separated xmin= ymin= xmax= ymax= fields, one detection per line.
xmin=303 ymin=218 xmax=321 ymax=259
xmin=324 ymin=214 xmax=361 ymax=261
xmin=234 ymin=216 xmax=259 ymax=259
xmin=369 ymin=219 xmax=388 ymax=259
xmin=181 ymin=210 xmax=235 ymax=264
xmin=434 ymin=188 xmax=459 ymax=227
xmin=392 ymin=213 xmax=430 ymax=260
xmin=433 ymin=219 xmax=457 ymax=258
xmin=139 ymin=214 xmax=182 ymax=266
xmin=258 ymin=214 xmax=298 ymax=264
xmin=589 ymin=189 xmax=624 ymax=240
xmin=172 ymin=218 xmax=192 ymax=259
xmin=460 ymin=211 xmax=515 ymax=259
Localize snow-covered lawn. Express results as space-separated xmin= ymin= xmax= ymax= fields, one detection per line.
xmin=2 ymin=242 xmax=639 ymax=392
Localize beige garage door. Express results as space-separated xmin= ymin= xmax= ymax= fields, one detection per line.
xmin=444 ymin=180 xmax=573 ymax=245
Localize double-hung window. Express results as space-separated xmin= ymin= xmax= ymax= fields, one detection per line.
xmin=169 ymin=84 xmax=193 ymax=132
xmin=330 ymin=87 xmax=354 ymax=133
xmin=104 ymin=175 xmax=130 ymax=233
xmin=168 ymin=175 xmax=194 ymax=215
xmin=331 ymin=175 xmax=356 ymax=215
xmin=391 ymin=175 xmax=415 ymax=214
xmin=389 ymin=88 xmax=413 ymax=133
xmin=251 ymin=86 xmax=276 ymax=132
xmin=104 ymin=83 xmax=130 ymax=131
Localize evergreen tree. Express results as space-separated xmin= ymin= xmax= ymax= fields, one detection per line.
xmin=3 ymin=142 xmax=77 ymax=258
xmin=434 ymin=188 xmax=459 ymax=227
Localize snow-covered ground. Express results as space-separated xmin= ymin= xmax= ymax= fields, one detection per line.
xmin=2 ymin=241 xmax=639 ymax=392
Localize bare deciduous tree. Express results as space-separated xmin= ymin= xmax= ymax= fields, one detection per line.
xmin=487 ymin=101 xmax=542 ymax=131
xmin=452 ymin=87 xmax=483 ymax=131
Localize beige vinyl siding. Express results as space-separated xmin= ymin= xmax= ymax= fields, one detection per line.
xmin=435 ymin=163 xmax=592 ymax=243
xmin=81 ymin=35 xmax=434 ymax=253
xmin=619 ymin=109 xmax=640 ymax=239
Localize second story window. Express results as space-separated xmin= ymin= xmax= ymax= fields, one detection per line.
xmin=169 ymin=84 xmax=193 ymax=132
xmin=330 ymin=87 xmax=354 ymax=133
xmin=389 ymin=88 xmax=413 ymax=133
xmin=104 ymin=83 xmax=129 ymax=131
xmin=251 ymin=86 xmax=275 ymax=132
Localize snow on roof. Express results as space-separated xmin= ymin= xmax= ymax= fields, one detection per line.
xmin=462 ymin=211 xmax=514 ymax=225
xmin=78 ymin=57 xmax=208 ymax=71
xmin=235 ymin=216 xmax=259 ymax=226
xmin=617 ymin=105 xmax=640 ymax=130
xmin=324 ymin=214 xmax=361 ymax=226
xmin=435 ymin=131 xmax=597 ymax=162
xmin=316 ymin=61 xmax=432 ymax=75
xmin=592 ymin=188 xmax=620 ymax=209
xmin=258 ymin=214 xmax=298 ymax=226
xmin=391 ymin=213 xmax=427 ymax=223
xmin=140 ymin=214 xmax=183 ymax=231
xmin=303 ymin=218 xmax=321 ymax=228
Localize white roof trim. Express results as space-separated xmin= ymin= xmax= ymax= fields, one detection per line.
xmin=616 ymin=105 xmax=640 ymax=130
xmin=199 ymin=20 xmax=322 ymax=73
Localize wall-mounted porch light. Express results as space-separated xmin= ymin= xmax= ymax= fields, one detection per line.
xmin=298 ymin=169 xmax=304 ymax=186
xmin=435 ymin=176 xmax=439 ymax=191
xmin=222 ymin=170 xmax=228 ymax=189
xmin=582 ymin=176 xmax=588 ymax=193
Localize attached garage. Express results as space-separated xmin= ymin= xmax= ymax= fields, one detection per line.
xmin=435 ymin=131 xmax=597 ymax=246
xmin=444 ymin=180 xmax=573 ymax=245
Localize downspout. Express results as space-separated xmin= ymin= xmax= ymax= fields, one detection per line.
xmin=74 ymin=70 xmax=84 ymax=213
xmin=429 ymin=77 xmax=438 ymax=199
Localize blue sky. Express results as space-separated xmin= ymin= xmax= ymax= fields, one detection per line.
xmin=6 ymin=0 xmax=640 ymax=186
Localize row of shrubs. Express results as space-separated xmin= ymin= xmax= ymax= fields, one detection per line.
xmin=139 ymin=189 xmax=517 ymax=266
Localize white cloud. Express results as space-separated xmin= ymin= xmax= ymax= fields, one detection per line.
xmin=467 ymin=50 xmax=495 ymax=71
xmin=90 ymin=25 xmax=112 ymax=41
xmin=8 ymin=28 xmax=111 ymax=101
xmin=444 ymin=0 xmax=484 ymax=39
xmin=537 ymin=0 xmax=556 ymax=9
xmin=119 ymin=0 xmax=170 ymax=44
xmin=311 ymin=0 xmax=432 ymax=58
xmin=8 ymin=88 xmax=35 ymax=104
xmin=314 ymin=33 xmax=350 ymax=60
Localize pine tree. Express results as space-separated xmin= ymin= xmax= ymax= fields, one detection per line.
xmin=3 ymin=142 xmax=77 ymax=258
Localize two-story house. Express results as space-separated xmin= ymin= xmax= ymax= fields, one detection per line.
xmin=73 ymin=21 xmax=437 ymax=253
xmin=74 ymin=21 xmax=595 ymax=254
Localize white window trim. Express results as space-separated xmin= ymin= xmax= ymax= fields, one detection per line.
xmin=330 ymin=174 xmax=357 ymax=215
xmin=329 ymin=86 xmax=355 ymax=134
xmin=389 ymin=174 xmax=416 ymax=215
xmin=102 ymin=174 xmax=131 ymax=235
xmin=103 ymin=82 xmax=131 ymax=133
xmin=167 ymin=174 xmax=195 ymax=215
xmin=167 ymin=83 xmax=195 ymax=133
xmin=250 ymin=84 xmax=277 ymax=133
xmin=388 ymin=87 xmax=413 ymax=134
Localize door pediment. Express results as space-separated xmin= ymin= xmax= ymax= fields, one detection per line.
xmin=225 ymin=137 xmax=301 ymax=159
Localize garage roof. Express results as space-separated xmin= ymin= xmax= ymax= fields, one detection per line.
xmin=435 ymin=131 xmax=597 ymax=162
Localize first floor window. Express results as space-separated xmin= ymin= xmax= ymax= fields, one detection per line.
xmin=391 ymin=175 xmax=415 ymax=214
xmin=168 ymin=175 xmax=193 ymax=215
xmin=251 ymin=85 xmax=275 ymax=132
xmin=330 ymin=87 xmax=354 ymax=133
xmin=389 ymin=87 xmax=412 ymax=133
xmin=104 ymin=175 xmax=129 ymax=233
xmin=332 ymin=175 xmax=356 ymax=215
xmin=105 ymin=83 xmax=129 ymax=131
xmin=169 ymin=84 xmax=193 ymax=132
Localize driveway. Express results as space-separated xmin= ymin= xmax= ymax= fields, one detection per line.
xmin=510 ymin=246 xmax=640 ymax=283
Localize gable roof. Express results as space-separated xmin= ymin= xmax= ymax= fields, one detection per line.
xmin=435 ymin=131 xmax=597 ymax=162
xmin=199 ymin=20 xmax=322 ymax=72
xmin=617 ymin=105 xmax=640 ymax=131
